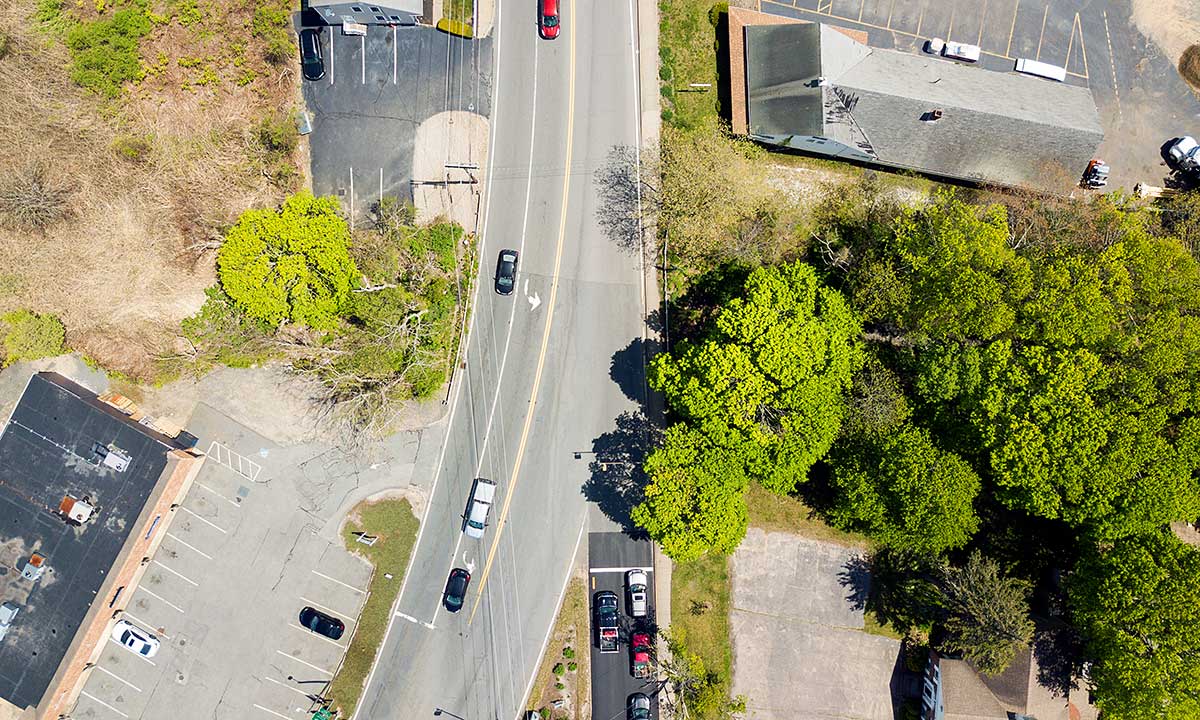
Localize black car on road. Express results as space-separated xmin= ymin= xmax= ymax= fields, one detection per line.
xmin=627 ymin=693 xmax=651 ymax=720
xmin=495 ymin=249 xmax=519 ymax=295
xmin=299 ymin=28 xmax=325 ymax=81
xmin=299 ymin=606 xmax=344 ymax=640
xmin=444 ymin=567 xmax=471 ymax=612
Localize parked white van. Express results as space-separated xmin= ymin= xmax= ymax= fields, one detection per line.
xmin=463 ymin=477 xmax=497 ymax=538
xmin=1014 ymin=58 xmax=1067 ymax=81
xmin=942 ymin=41 xmax=981 ymax=62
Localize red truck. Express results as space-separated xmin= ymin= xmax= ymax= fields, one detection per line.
xmin=631 ymin=632 xmax=652 ymax=679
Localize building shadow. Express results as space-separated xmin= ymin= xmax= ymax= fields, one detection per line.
xmin=714 ymin=9 xmax=733 ymax=125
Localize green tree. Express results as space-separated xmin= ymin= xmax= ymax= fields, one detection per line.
xmin=1069 ymin=532 xmax=1200 ymax=720
xmin=936 ymin=552 xmax=1034 ymax=675
xmin=1 ymin=309 xmax=65 ymax=365
xmin=828 ymin=425 xmax=980 ymax=554
xmin=632 ymin=425 xmax=749 ymax=562
xmin=217 ymin=193 xmax=359 ymax=332
xmin=659 ymin=629 xmax=746 ymax=720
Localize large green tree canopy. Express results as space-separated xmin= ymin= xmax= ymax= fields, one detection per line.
xmin=1069 ymin=532 xmax=1200 ymax=720
xmin=218 ymin=193 xmax=359 ymax=331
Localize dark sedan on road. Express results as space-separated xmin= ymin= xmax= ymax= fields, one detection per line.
xmin=495 ymin=249 xmax=519 ymax=295
xmin=444 ymin=567 xmax=471 ymax=612
xmin=299 ymin=28 xmax=325 ymax=81
xmin=299 ymin=606 xmax=344 ymax=640
xmin=627 ymin=693 xmax=651 ymax=720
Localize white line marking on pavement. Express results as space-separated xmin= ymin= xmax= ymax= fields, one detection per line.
xmin=589 ymin=566 xmax=654 ymax=574
xmin=360 ymin=33 xmax=366 ymax=84
xmin=518 ymin=520 xmax=587 ymax=711
xmin=178 ymin=505 xmax=228 ymax=534
xmin=138 ymin=587 xmax=185 ymax=614
xmin=194 ymin=481 xmax=240 ymax=508
xmin=329 ymin=29 xmax=335 ymax=85
xmin=275 ymin=650 xmax=333 ymax=676
xmin=95 ymin=665 xmax=142 ymax=693
xmin=80 ymin=690 xmax=129 ymax=718
xmin=299 ymin=596 xmax=354 ymax=622
xmin=121 ymin=612 xmax=169 ymax=638
xmin=289 ymin=624 xmax=348 ymax=649
xmin=310 ymin=569 xmax=365 ymax=594
xmin=207 ymin=441 xmax=263 ymax=482
xmin=165 ymin=532 xmax=213 ymax=560
xmin=264 ymin=676 xmax=312 ymax=699
xmin=392 ymin=25 xmax=397 ymax=84
xmin=108 ymin=638 xmax=156 ymax=666
xmin=253 ymin=704 xmax=292 ymax=720
xmin=153 ymin=560 xmax=199 ymax=587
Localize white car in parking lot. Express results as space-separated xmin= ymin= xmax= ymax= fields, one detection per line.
xmin=625 ymin=569 xmax=648 ymax=618
xmin=111 ymin=619 xmax=160 ymax=658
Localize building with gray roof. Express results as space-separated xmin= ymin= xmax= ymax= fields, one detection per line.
xmin=740 ymin=20 xmax=1104 ymax=187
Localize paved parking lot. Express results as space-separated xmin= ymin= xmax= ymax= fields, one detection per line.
xmin=588 ymin=532 xmax=658 ymax=720
xmin=757 ymin=0 xmax=1200 ymax=189
xmin=69 ymin=404 xmax=391 ymax=720
xmin=300 ymin=23 xmax=493 ymax=222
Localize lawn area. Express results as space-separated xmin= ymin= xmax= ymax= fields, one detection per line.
xmin=328 ymin=497 xmax=420 ymax=718
xmin=658 ymin=0 xmax=722 ymax=129
xmin=444 ymin=0 xmax=474 ymax=24
xmin=527 ymin=577 xmax=590 ymax=720
xmin=671 ymin=553 xmax=733 ymax=714
xmin=746 ymin=483 xmax=873 ymax=548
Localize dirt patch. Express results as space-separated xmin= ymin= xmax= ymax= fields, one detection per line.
xmin=411 ymin=111 xmax=490 ymax=233
xmin=0 ymin=0 xmax=295 ymax=380
xmin=1131 ymin=0 xmax=1200 ymax=69
xmin=1179 ymin=45 xmax=1200 ymax=92
xmin=528 ymin=575 xmax=591 ymax=720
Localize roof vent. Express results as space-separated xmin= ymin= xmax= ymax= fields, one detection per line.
xmin=922 ymin=109 xmax=944 ymax=124
xmin=0 ymin=602 xmax=18 ymax=642
xmin=21 ymin=553 xmax=46 ymax=582
xmin=93 ymin=443 xmax=131 ymax=472
xmin=59 ymin=495 xmax=96 ymax=524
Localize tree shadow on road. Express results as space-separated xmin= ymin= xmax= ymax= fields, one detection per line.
xmin=582 ymin=410 xmax=662 ymax=535
xmin=594 ymin=144 xmax=658 ymax=257
xmin=610 ymin=337 xmax=661 ymax=405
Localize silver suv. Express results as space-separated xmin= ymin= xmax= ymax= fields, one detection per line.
xmin=463 ymin=478 xmax=497 ymax=538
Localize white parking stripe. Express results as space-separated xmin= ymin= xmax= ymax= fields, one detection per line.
xmin=166 ymin=532 xmax=213 ymax=560
xmin=289 ymin=624 xmax=348 ymax=649
xmin=153 ymin=560 xmax=199 ymax=587
xmin=263 ymin=675 xmax=314 ymax=699
xmin=588 ymin=566 xmax=654 ymax=574
xmin=299 ymin=596 xmax=354 ymax=622
xmin=310 ymin=570 xmax=365 ymax=594
xmin=108 ymin=638 xmax=156 ymax=666
xmin=80 ymin=690 xmax=129 ymax=718
xmin=120 ymin=612 xmax=170 ymax=639
xmin=195 ymin=481 xmax=241 ymax=507
xmin=275 ymin=650 xmax=333 ymax=676
xmin=137 ymin=587 xmax=185 ymax=614
xmin=254 ymin=703 xmax=292 ymax=720
xmin=179 ymin=505 xmax=228 ymax=534
xmin=94 ymin=665 xmax=142 ymax=693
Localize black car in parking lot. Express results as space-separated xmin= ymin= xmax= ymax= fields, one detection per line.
xmin=444 ymin=567 xmax=471 ymax=612
xmin=299 ymin=28 xmax=325 ymax=81
xmin=299 ymin=606 xmax=345 ymax=640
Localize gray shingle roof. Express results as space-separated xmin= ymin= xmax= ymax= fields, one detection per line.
xmin=745 ymin=22 xmax=1104 ymax=187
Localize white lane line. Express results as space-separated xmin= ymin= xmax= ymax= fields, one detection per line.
xmin=80 ymin=690 xmax=129 ymax=718
xmin=165 ymin=532 xmax=213 ymax=561
xmin=360 ymin=33 xmax=366 ymax=84
xmin=264 ymin=676 xmax=312 ymax=699
xmin=275 ymin=650 xmax=334 ymax=676
xmin=396 ymin=610 xmax=436 ymax=629
xmin=392 ymin=24 xmax=398 ymax=84
xmin=253 ymin=704 xmax=292 ymax=720
xmin=108 ymin=638 xmax=156 ymax=666
xmin=121 ymin=612 xmax=170 ymax=639
xmin=95 ymin=665 xmax=143 ymax=693
xmin=310 ymin=570 xmax=365 ymax=594
xmin=137 ymin=587 xmax=185 ymax=614
xmin=329 ymin=28 xmax=335 ymax=86
xmin=178 ymin=506 xmax=228 ymax=534
xmin=518 ymin=520 xmax=587 ymax=711
xmin=299 ymin=596 xmax=354 ymax=622
xmin=195 ymin=482 xmax=240 ymax=508
xmin=589 ymin=566 xmax=654 ymax=574
xmin=289 ymin=624 xmax=348 ymax=649
xmin=153 ymin=560 xmax=199 ymax=587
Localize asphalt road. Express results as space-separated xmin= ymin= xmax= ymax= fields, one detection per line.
xmin=354 ymin=0 xmax=647 ymax=717
xmin=588 ymin=532 xmax=658 ymax=720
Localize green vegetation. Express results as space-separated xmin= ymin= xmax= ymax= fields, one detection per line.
xmin=669 ymin=555 xmax=738 ymax=720
xmin=527 ymin=578 xmax=589 ymax=720
xmin=936 ymin=552 xmax=1034 ymax=675
xmin=1 ymin=310 xmax=66 ymax=365
xmin=329 ymin=497 xmax=419 ymax=718
xmin=66 ymin=6 xmax=153 ymax=98
xmin=250 ymin=0 xmax=292 ymax=64
xmin=444 ymin=0 xmax=474 ymax=25
xmin=657 ymin=0 xmax=721 ymax=128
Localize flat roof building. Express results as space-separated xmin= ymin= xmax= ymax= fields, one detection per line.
xmin=0 ymin=373 xmax=203 ymax=720
xmin=727 ymin=9 xmax=1104 ymax=188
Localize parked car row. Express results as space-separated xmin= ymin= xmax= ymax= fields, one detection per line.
xmin=592 ymin=569 xmax=656 ymax=717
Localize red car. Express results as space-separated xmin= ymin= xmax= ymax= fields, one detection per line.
xmin=630 ymin=632 xmax=651 ymax=679
xmin=538 ymin=0 xmax=559 ymax=39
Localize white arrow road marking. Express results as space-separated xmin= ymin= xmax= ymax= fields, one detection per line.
xmin=527 ymin=292 xmax=541 ymax=311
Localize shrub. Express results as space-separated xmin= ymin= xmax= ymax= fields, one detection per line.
xmin=1 ymin=310 xmax=65 ymax=365
xmin=251 ymin=1 xmax=291 ymax=64
xmin=561 ymin=646 xmax=575 ymax=659
xmin=552 ymin=662 xmax=564 ymax=676
xmin=66 ymin=8 xmax=152 ymax=97
xmin=567 ymin=661 xmax=577 ymax=672
xmin=0 ymin=163 xmax=72 ymax=231
xmin=256 ymin=113 xmax=299 ymax=188
xmin=538 ymin=709 xmax=550 ymax=720
xmin=113 ymin=134 xmax=152 ymax=161
xmin=554 ymin=682 xmax=565 ymax=691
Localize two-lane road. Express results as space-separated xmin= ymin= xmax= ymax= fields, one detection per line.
xmin=356 ymin=0 xmax=646 ymax=716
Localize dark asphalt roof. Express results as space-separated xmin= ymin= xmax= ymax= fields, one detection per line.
xmin=0 ymin=373 xmax=185 ymax=711
xmin=745 ymin=22 xmax=1104 ymax=186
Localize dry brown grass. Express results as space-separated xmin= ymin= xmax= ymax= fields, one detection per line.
xmin=0 ymin=0 xmax=296 ymax=379
xmin=1180 ymin=44 xmax=1200 ymax=92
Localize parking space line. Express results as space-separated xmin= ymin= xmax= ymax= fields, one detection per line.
xmin=80 ymin=690 xmax=129 ymax=718
xmin=179 ymin=505 xmax=228 ymax=534
xmin=1102 ymin=10 xmax=1121 ymax=119
xmin=289 ymin=624 xmax=348 ymax=649
xmin=1067 ymin=12 xmax=1089 ymax=80
xmin=915 ymin=4 xmax=923 ymax=38
xmin=153 ymin=560 xmax=199 ymax=587
xmin=330 ymin=29 xmax=335 ymax=85
xmin=121 ymin=611 xmax=170 ymax=638
xmin=95 ymin=665 xmax=143 ymax=693
xmin=166 ymin=532 xmax=214 ymax=560
xmin=254 ymin=704 xmax=292 ymax=720
xmin=1035 ymin=4 xmax=1048 ymax=61
xmin=945 ymin=4 xmax=954 ymax=39
xmin=207 ymin=441 xmax=263 ymax=483
xmin=138 ymin=587 xmax=186 ymax=614
xmin=108 ymin=638 xmax=156 ymax=666
xmin=360 ymin=34 xmax=366 ymax=84
xmin=857 ymin=0 xmax=864 ymax=22
xmin=310 ymin=569 xmax=365 ymax=594
xmin=1006 ymin=0 xmax=1019 ymax=56
xmin=817 ymin=0 xmax=832 ymax=14
xmin=275 ymin=650 xmax=334 ymax=675
xmin=588 ymin=566 xmax=655 ymax=574
xmin=195 ymin=481 xmax=240 ymax=508
xmin=299 ymin=596 xmax=355 ymax=622
xmin=393 ymin=25 xmax=398 ymax=84
xmin=264 ymin=675 xmax=317 ymax=699
xmin=885 ymin=0 xmax=894 ymax=28
xmin=977 ymin=0 xmax=988 ymax=46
